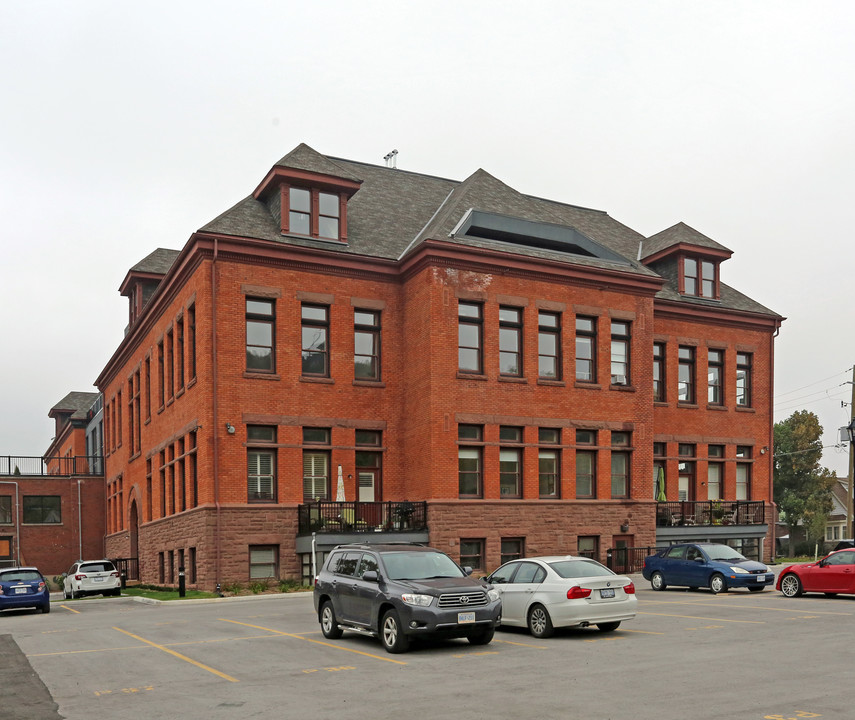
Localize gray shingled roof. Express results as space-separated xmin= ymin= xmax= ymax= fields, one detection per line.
xmin=49 ymin=392 xmax=99 ymax=420
xmin=130 ymin=248 xmax=181 ymax=275
xmin=197 ymin=144 xmax=779 ymax=319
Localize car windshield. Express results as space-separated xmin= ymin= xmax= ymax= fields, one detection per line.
xmin=381 ymin=551 xmax=465 ymax=580
xmin=0 ymin=570 xmax=41 ymax=582
xmin=703 ymin=545 xmax=747 ymax=562
xmin=548 ymin=559 xmax=615 ymax=578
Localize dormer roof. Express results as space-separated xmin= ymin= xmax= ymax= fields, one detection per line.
xmin=641 ymin=222 xmax=733 ymax=264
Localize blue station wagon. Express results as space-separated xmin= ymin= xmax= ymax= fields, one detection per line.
xmin=0 ymin=567 xmax=51 ymax=614
xmin=643 ymin=543 xmax=774 ymax=594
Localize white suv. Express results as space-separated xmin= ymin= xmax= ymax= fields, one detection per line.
xmin=63 ymin=560 xmax=121 ymax=599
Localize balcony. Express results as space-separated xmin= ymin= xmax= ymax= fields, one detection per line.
xmin=656 ymin=500 xmax=765 ymax=527
xmin=0 ymin=455 xmax=104 ymax=477
xmin=298 ymin=500 xmax=427 ymax=535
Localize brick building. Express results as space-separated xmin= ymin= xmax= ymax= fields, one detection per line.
xmin=95 ymin=143 xmax=783 ymax=589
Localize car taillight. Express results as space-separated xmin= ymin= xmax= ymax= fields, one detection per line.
xmin=567 ymin=586 xmax=592 ymax=599
xmin=75 ymin=574 xmax=86 ymax=580
xmin=110 ymin=571 xmax=119 ymax=577
xmin=38 ymin=582 xmax=46 ymax=591
xmin=623 ymin=582 xmax=636 ymax=594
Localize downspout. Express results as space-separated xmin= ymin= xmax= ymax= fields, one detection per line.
xmin=211 ymin=237 xmax=222 ymax=590
xmin=77 ymin=479 xmax=82 ymax=561
xmin=769 ymin=324 xmax=780 ymax=561
xmin=0 ymin=481 xmax=20 ymax=566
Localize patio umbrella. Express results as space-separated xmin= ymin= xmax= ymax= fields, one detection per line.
xmin=336 ymin=465 xmax=346 ymax=502
xmin=656 ymin=466 xmax=667 ymax=502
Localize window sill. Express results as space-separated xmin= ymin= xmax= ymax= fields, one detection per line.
xmin=609 ymin=384 xmax=636 ymax=392
xmin=187 ymin=376 xmax=197 ymax=390
xmin=129 ymin=451 xmax=141 ymax=463
xmin=176 ymin=388 xmax=185 ymax=399
xmin=166 ymin=397 xmax=174 ymax=408
xmin=653 ymin=401 xmax=669 ymax=408
xmin=706 ymin=404 xmax=729 ymax=412
xmin=301 ymin=376 xmax=335 ymax=385
xmin=498 ymin=376 xmax=527 ymax=384
xmin=735 ymin=406 xmax=756 ymax=413
xmin=537 ymin=379 xmax=565 ymax=387
xmin=244 ymin=372 xmax=281 ymax=381
xmin=677 ymin=402 xmax=699 ymax=409
xmin=574 ymin=381 xmax=602 ymax=390
xmin=353 ymin=380 xmax=386 ymax=388
xmin=457 ymin=372 xmax=487 ymax=381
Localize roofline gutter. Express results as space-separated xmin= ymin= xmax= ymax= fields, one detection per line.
xmin=396 ymin=189 xmax=455 ymax=261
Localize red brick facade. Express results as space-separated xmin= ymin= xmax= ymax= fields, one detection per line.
xmin=95 ymin=145 xmax=782 ymax=588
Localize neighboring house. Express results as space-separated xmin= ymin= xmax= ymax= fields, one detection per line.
xmin=94 ymin=143 xmax=783 ymax=588
xmin=0 ymin=393 xmax=105 ymax=574
xmin=824 ymin=479 xmax=850 ymax=545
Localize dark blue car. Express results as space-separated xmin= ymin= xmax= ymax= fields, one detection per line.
xmin=0 ymin=567 xmax=51 ymax=614
xmin=642 ymin=543 xmax=773 ymax=594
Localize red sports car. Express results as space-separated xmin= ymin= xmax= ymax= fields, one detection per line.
xmin=776 ymin=548 xmax=855 ymax=597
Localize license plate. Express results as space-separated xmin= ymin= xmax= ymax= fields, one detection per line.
xmin=600 ymin=588 xmax=615 ymax=599
xmin=756 ymin=575 xmax=767 ymax=582
xmin=458 ymin=612 xmax=476 ymax=624
xmin=14 ymin=587 xmax=27 ymax=594
xmin=93 ymin=577 xmax=104 ymax=582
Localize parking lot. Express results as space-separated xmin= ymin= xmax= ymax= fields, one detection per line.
xmin=0 ymin=573 xmax=849 ymax=720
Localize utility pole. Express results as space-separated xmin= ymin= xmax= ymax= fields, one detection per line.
xmin=849 ymin=366 xmax=855 ymax=539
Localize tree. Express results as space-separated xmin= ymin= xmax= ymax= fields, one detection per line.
xmin=774 ymin=410 xmax=836 ymax=555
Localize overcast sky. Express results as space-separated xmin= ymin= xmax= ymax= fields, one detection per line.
xmin=2 ymin=1 xmax=854 ymax=476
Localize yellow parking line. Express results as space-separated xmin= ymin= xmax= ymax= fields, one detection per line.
xmin=60 ymin=605 xmax=81 ymax=614
xmin=621 ymin=628 xmax=666 ymax=635
xmin=643 ymin=599 xmax=852 ymax=616
xmin=112 ymin=627 xmax=239 ymax=682
xmin=492 ymin=638 xmax=548 ymax=648
xmin=220 ymin=619 xmax=407 ymax=665
xmin=638 ymin=612 xmax=764 ymax=624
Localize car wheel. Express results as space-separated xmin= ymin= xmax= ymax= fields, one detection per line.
xmin=41 ymin=602 xmax=50 ymax=614
xmin=596 ymin=621 xmax=620 ymax=632
xmin=709 ymin=573 xmax=728 ymax=594
xmin=63 ymin=589 xmax=71 ymax=600
xmin=380 ymin=609 xmax=410 ymax=654
xmin=748 ymin=586 xmax=765 ymax=593
xmin=320 ymin=601 xmax=343 ymax=639
xmin=71 ymin=588 xmax=81 ymax=600
xmin=780 ymin=573 xmax=802 ymax=598
xmin=112 ymin=589 xmax=122 ymax=597
xmin=527 ymin=604 xmax=554 ymax=638
xmin=467 ymin=626 xmax=495 ymax=646
xmin=650 ymin=571 xmax=667 ymax=591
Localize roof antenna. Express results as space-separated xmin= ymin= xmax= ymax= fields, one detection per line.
xmin=383 ymin=149 xmax=398 ymax=169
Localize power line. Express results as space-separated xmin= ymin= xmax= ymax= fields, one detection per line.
xmin=775 ymin=367 xmax=852 ymax=400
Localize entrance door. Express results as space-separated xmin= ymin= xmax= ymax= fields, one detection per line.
xmin=611 ymin=536 xmax=633 ymax=574
xmin=358 ymin=472 xmax=376 ymax=502
xmin=129 ymin=501 xmax=139 ymax=560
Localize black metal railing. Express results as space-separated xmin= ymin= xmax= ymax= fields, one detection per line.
xmin=0 ymin=455 xmax=104 ymax=477
xmin=607 ymin=545 xmax=665 ymax=574
xmin=297 ymin=501 xmax=427 ymax=535
xmin=656 ymin=500 xmax=765 ymax=527
xmin=111 ymin=557 xmax=139 ymax=582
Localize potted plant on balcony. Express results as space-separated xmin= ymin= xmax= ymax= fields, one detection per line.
xmin=711 ymin=501 xmax=725 ymax=525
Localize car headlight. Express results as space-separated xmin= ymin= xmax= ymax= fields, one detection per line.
xmin=729 ymin=566 xmax=749 ymax=574
xmin=401 ymin=593 xmax=433 ymax=607
xmin=487 ymin=589 xmax=500 ymax=602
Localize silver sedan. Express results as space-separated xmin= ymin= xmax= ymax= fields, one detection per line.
xmin=484 ymin=556 xmax=637 ymax=638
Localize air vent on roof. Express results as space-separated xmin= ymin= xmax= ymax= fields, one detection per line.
xmin=384 ymin=149 xmax=398 ymax=168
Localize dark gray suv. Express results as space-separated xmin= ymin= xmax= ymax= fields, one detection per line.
xmin=313 ymin=544 xmax=501 ymax=653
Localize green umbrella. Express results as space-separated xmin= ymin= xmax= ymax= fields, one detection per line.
xmin=656 ymin=466 xmax=667 ymax=502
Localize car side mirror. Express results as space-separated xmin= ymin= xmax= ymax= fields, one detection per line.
xmin=463 ymin=566 xmax=473 ymax=576
xmin=362 ymin=570 xmax=378 ymax=582
xmin=694 ymin=557 xmax=704 ymax=563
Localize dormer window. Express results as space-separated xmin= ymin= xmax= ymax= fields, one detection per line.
xmin=286 ymin=187 xmax=342 ymax=240
xmin=681 ymin=256 xmax=719 ymax=299
xmin=289 ymin=188 xmax=311 ymax=235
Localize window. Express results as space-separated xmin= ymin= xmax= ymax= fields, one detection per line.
xmin=501 ymin=538 xmax=524 ymax=565
xmin=355 ymin=431 xmax=382 ymax=503
xmin=653 ymin=442 xmax=666 ymax=500
xmin=499 ymin=307 xmax=523 ymax=377
xmin=458 ymin=302 xmax=483 ymax=374
xmin=575 ymin=316 xmax=597 ymax=382
xmin=354 ymin=310 xmax=381 ymax=381
xmin=144 ymin=355 xmax=151 ymax=421
xmin=176 ymin=315 xmax=185 ymax=391
xmin=575 ymin=430 xmax=596 ymax=498
xmin=653 ymin=342 xmax=665 ymax=402
xmin=22 ymin=496 xmax=61 ymax=524
xmin=166 ymin=328 xmax=174 ymax=399
xmin=318 ymin=192 xmax=340 ymax=240
xmin=249 ymin=546 xmax=278 ymax=579
xmin=157 ymin=340 xmax=165 ymax=408
xmin=736 ymin=446 xmax=752 ymax=500
xmin=289 ymin=187 xmax=311 ymax=235
xmin=0 ymin=536 xmax=11 ymax=561
xmin=708 ymin=349 xmax=724 ymax=405
xmin=683 ymin=257 xmax=718 ymax=298
xmin=611 ymin=432 xmax=631 ymax=498
xmin=610 ymin=321 xmax=631 ymax=385
xmin=678 ymin=444 xmax=696 ymax=502
xmin=301 ymin=304 xmax=329 ymax=377
xmin=247 ymin=426 xmax=276 ymax=502
xmin=678 ymin=346 xmax=695 ymax=403
xmin=707 ymin=445 xmax=724 ymax=500
xmin=538 ymin=428 xmax=560 ymax=498
xmin=577 ymin=536 xmax=598 ymax=560
xmin=303 ymin=428 xmax=330 ymax=501
xmin=736 ymin=353 xmax=753 ymax=407
xmin=499 ymin=426 xmax=522 ymax=498
xmin=458 ymin=424 xmax=483 ymax=498
xmin=459 ymin=539 xmax=484 ymax=571
xmin=538 ymin=311 xmax=561 ymax=380
xmin=187 ymin=303 xmax=196 ymax=381
xmin=246 ymin=298 xmax=275 ymax=372
xmin=0 ymin=496 xmax=10 ymax=525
